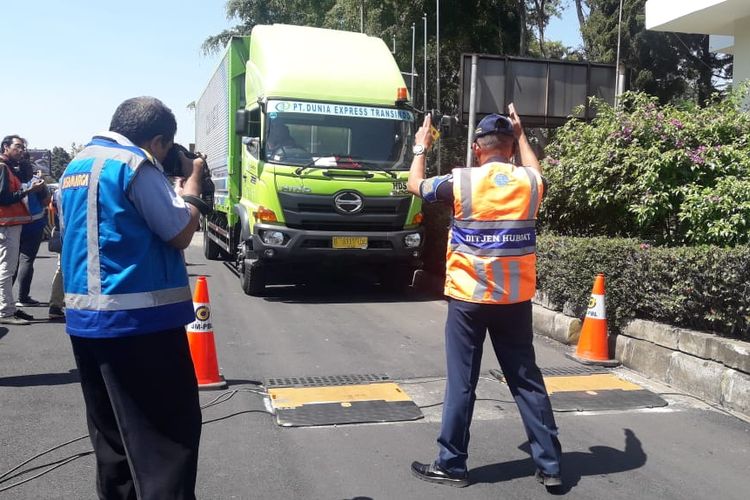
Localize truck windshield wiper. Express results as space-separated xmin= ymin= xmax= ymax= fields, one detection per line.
xmin=294 ymin=158 xmax=320 ymax=176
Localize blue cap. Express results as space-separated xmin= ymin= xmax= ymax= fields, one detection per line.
xmin=474 ymin=114 xmax=514 ymax=139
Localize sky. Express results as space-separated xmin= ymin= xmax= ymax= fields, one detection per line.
xmin=547 ymin=3 xmax=585 ymax=50
xmin=2 ymin=0 xmax=233 ymax=151
xmin=1 ymin=0 xmax=582 ymax=153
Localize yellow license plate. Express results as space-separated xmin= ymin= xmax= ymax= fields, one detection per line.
xmin=332 ymin=236 xmax=368 ymax=249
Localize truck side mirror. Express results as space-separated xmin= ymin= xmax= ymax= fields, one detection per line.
xmin=236 ymin=108 xmax=261 ymax=137
xmin=439 ymin=114 xmax=460 ymax=138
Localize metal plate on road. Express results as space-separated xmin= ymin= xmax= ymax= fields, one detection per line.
xmin=332 ymin=236 xmax=368 ymax=249
xmin=494 ymin=369 xmax=668 ymax=412
xmin=265 ymin=373 xmax=390 ymax=389
xmin=550 ymin=389 xmax=668 ymax=412
xmin=268 ymin=381 xmax=423 ymax=427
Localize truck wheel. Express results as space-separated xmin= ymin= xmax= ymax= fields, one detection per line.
xmin=380 ymin=266 xmax=415 ymax=293
xmin=241 ymin=259 xmax=265 ymax=296
xmin=203 ymin=228 xmax=223 ymax=260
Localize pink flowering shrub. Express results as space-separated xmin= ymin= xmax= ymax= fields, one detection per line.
xmin=540 ymin=85 xmax=750 ymax=247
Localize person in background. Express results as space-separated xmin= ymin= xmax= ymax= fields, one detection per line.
xmin=0 ymin=135 xmax=46 ymax=325
xmin=407 ymin=106 xmax=563 ymax=492
xmin=265 ymin=120 xmax=304 ymax=160
xmin=13 ymin=151 xmax=51 ymax=307
xmin=60 ymin=96 xmax=205 ymax=499
xmin=47 ymin=189 xmax=64 ymax=319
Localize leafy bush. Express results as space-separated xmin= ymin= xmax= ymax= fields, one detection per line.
xmin=537 ymin=235 xmax=750 ymax=339
xmin=540 ymin=86 xmax=750 ymax=246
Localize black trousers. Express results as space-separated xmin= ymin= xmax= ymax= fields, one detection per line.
xmin=70 ymin=328 xmax=202 ymax=500
xmin=13 ymin=225 xmax=44 ymax=301
xmin=437 ymin=299 xmax=562 ymax=476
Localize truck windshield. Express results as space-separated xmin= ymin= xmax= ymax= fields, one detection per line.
xmin=264 ymin=100 xmax=415 ymax=170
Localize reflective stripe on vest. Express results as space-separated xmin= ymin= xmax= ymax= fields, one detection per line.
xmin=445 ymin=162 xmax=543 ymax=304
xmin=0 ymin=164 xmax=32 ymax=226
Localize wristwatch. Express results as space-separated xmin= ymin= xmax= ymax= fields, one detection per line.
xmin=412 ymin=144 xmax=426 ymax=156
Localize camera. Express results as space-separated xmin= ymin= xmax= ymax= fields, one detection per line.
xmin=162 ymin=143 xmax=215 ymax=214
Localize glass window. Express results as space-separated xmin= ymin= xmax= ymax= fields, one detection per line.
xmin=264 ymin=101 xmax=415 ymax=170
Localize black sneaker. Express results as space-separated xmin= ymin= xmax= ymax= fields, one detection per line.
xmin=535 ymin=469 xmax=563 ymax=492
xmin=48 ymin=306 xmax=65 ymax=320
xmin=411 ymin=461 xmax=469 ymax=488
xmin=14 ymin=310 xmax=35 ymax=321
xmin=15 ymin=297 xmax=41 ymax=307
xmin=0 ymin=310 xmax=33 ymax=325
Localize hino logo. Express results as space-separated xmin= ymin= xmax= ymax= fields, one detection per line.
xmin=280 ymin=185 xmax=312 ymax=193
xmin=334 ymin=191 xmax=364 ymax=214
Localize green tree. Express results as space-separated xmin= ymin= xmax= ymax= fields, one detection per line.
xmin=50 ymin=146 xmax=71 ymax=181
xmin=524 ymin=0 xmax=564 ymax=58
xmin=575 ymin=0 xmax=733 ymax=104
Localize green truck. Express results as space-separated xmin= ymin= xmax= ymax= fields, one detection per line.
xmin=195 ymin=24 xmax=424 ymax=295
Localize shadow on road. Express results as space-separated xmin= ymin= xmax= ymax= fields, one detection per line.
xmin=260 ymin=284 xmax=441 ymax=304
xmin=0 ymin=369 xmax=80 ymax=387
xmin=0 ymin=327 xmax=7 ymax=341
xmin=220 ymin=262 xmax=445 ymax=304
xmin=471 ymin=428 xmax=646 ymax=494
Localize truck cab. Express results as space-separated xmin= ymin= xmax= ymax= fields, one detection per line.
xmin=197 ymin=25 xmax=423 ymax=294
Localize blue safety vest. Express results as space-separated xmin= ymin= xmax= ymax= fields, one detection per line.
xmin=60 ymin=137 xmax=194 ymax=338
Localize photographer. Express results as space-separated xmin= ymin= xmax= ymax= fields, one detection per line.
xmin=13 ymin=151 xmax=51 ymax=309
xmin=59 ymin=96 xmax=204 ymax=499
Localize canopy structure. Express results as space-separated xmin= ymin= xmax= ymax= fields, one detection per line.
xmin=646 ymin=0 xmax=749 ymax=84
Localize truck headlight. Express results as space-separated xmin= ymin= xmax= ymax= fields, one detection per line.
xmin=261 ymin=230 xmax=285 ymax=246
xmin=404 ymin=233 xmax=421 ymax=248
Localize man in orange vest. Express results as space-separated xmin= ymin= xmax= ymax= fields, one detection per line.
xmin=0 ymin=135 xmax=46 ymax=325
xmin=407 ymin=105 xmax=562 ymax=491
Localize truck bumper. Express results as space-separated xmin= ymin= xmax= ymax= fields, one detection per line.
xmin=250 ymin=224 xmax=423 ymax=265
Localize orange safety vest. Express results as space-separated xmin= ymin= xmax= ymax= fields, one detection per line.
xmin=445 ymin=161 xmax=543 ymax=304
xmin=0 ymin=163 xmax=31 ymax=226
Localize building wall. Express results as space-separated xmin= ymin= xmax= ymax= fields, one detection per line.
xmin=736 ymin=16 xmax=750 ymax=87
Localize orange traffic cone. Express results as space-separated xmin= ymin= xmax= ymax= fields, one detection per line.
xmin=567 ymin=273 xmax=620 ymax=367
xmin=186 ymin=276 xmax=228 ymax=389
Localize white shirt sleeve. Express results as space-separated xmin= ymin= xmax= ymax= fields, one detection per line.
xmin=128 ymin=164 xmax=192 ymax=242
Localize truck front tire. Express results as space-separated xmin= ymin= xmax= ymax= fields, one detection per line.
xmin=241 ymin=258 xmax=266 ymax=296
xmin=203 ymin=228 xmax=224 ymax=260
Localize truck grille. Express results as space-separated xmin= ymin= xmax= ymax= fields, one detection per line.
xmin=278 ymin=192 xmax=410 ymax=231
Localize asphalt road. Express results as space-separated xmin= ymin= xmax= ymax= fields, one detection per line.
xmin=1 ymin=235 xmax=749 ymax=499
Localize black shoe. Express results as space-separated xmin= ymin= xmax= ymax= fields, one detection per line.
xmin=536 ymin=469 xmax=563 ymax=492
xmin=15 ymin=297 xmax=41 ymax=307
xmin=0 ymin=310 xmax=33 ymax=325
xmin=411 ymin=461 xmax=469 ymax=488
xmin=14 ymin=310 xmax=35 ymax=321
xmin=48 ymin=306 xmax=65 ymax=319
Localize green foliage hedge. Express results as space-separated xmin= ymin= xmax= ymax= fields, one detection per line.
xmin=537 ymin=235 xmax=750 ymax=339
xmin=420 ymin=214 xmax=749 ymax=339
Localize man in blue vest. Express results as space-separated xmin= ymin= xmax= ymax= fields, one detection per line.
xmin=60 ymin=97 xmax=206 ymax=500
xmin=406 ymin=106 xmax=562 ymax=493
xmin=13 ymin=152 xmax=51 ymax=308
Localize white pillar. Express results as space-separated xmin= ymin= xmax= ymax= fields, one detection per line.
xmin=734 ymin=17 xmax=750 ymax=90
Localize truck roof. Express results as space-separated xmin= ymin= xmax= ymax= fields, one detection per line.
xmin=245 ymin=24 xmax=408 ymax=107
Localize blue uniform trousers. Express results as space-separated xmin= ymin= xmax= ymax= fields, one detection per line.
xmin=436 ymin=299 xmax=562 ymax=476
